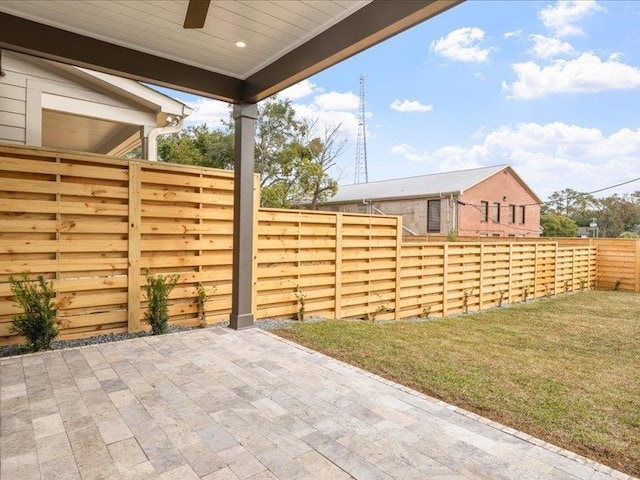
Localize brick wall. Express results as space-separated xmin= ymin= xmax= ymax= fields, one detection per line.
xmin=458 ymin=169 xmax=540 ymax=237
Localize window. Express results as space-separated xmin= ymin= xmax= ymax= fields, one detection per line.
xmin=493 ymin=202 xmax=500 ymax=223
xmin=427 ymin=199 xmax=441 ymax=233
xmin=519 ymin=206 xmax=526 ymax=224
xmin=480 ymin=201 xmax=489 ymax=222
xmin=508 ymin=204 xmax=516 ymax=224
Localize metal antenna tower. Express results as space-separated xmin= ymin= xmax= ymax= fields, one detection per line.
xmin=354 ymin=75 xmax=368 ymax=184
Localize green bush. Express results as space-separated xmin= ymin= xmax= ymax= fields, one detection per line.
xmin=144 ymin=270 xmax=179 ymax=335
xmin=196 ymin=283 xmax=216 ymax=327
xmin=9 ymin=273 xmax=59 ymax=352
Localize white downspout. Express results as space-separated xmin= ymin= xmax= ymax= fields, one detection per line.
xmin=146 ymin=119 xmax=184 ymax=161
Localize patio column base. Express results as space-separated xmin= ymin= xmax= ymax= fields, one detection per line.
xmin=229 ymin=313 xmax=255 ymax=330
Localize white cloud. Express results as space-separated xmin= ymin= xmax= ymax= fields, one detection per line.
xmin=390 ymin=99 xmax=433 ymax=112
xmin=529 ymin=34 xmax=573 ymax=59
xmin=390 ymin=122 xmax=640 ymax=197
xmin=539 ymin=0 xmax=606 ymax=37
xmin=185 ymin=98 xmax=230 ymax=129
xmin=504 ymin=29 xmax=523 ymax=39
xmin=279 ymin=79 xmax=322 ymax=100
xmin=313 ymin=91 xmax=359 ymax=111
xmin=430 ymin=27 xmax=492 ymax=63
xmin=503 ymin=53 xmax=640 ymax=99
xmin=291 ymin=90 xmax=365 ymax=139
xmin=474 ymin=72 xmax=485 ymax=81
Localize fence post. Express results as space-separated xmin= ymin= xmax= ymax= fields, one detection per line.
xmin=395 ymin=216 xmax=402 ymax=320
xmin=127 ymin=163 xmax=142 ymax=332
xmin=335 ymin=215 xmax=343 ymax=319
xmin=635 ymin=240 xmax=640 ymax=292
xmin=533 ymin=243 xmax=538 ymax=299
xmin=252 ymin=175 xmax=260 ymax=317
xmin=442 ymin=243 xmax=449 ymax=317
xmin=572 ymin=248 xmax=576 ymax=292
xmin=508 ymin=243 xmax=513 ymax=303
xmin=554 ymin=243 xmax=559 ymax=295
xmin=478 ymin=244 xmax=484 ymax=311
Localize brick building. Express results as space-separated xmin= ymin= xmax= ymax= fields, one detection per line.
xmin=318 ymin=165 xmax=542 ymax=237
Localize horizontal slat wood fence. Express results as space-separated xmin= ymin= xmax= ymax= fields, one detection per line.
xmin=0 ymin=145 xmax=236 ymax=344
xmin=407 ymin=235 xmax=639 ymax=292
xmin=1 ymin=145 xmax=600 ymax=345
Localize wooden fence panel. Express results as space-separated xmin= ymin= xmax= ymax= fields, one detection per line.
xmin=0 ymin=146 xmax=237 ymax=345
xmin=137 ymin=162 xmax=236 ymax=329
xmin=0 ymin=147 xmax=130 ymax=343
xmin=0 ymin=145 xmax=606 ymax=345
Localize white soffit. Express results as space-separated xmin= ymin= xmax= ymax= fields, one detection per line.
xmin=0 ymin=0 xmax=370 ymax=79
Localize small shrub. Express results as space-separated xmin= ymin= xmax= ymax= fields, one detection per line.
xmin=523 ymin=282 xmax=534 ymax=302
xmin=543 ymin=284 xmax=551 ymax=298
xmin=564 ymin=280 xmax=571 ymax=293
xmin=446 ymin=229 xmax=458 ymax=242
xmin=613 ymin=279 xmax=621 ymax=291
xmin=421 ymin=305 xmax=431 ymax=319
xmin=579 ymin=277 xmax=587 ymax=291
xmin=144 ymin=269 xmax=179 ymax=335
xmin=196 ymin=283 xmax=216 ymax=328
xmin=368 ymin=304 xmax=390 ymax=322
xmin=497 ymin=288 xmax=506 ymax=308
xmin=9 ymin=273 xmax=59 ymax=352
xmin=592 ymin=276 xmax=599 ymax=290
xmin=294 ymin=286 xmax=306 ymax=322
xmin=463 ymin=289 xmax=473 ymax=314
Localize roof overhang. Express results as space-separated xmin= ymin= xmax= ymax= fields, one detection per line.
xmin=322 ymin=191 xmax=461 ymax=205
xmin=0 ymin=1 xmax=462 ymax=103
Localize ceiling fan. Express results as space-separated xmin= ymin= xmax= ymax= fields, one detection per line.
xmin=183 ymin=0 xmax=211 ymax=29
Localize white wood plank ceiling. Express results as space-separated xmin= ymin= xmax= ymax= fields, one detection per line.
xmin=0 ymin=0 xmax=369 ymax=79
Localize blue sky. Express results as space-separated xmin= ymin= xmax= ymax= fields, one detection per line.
xmin=158 ymin=0 xmax=640 ymax=200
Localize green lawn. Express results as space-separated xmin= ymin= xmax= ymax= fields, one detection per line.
xmin=273 ymin=291 xmax=640 ymax=476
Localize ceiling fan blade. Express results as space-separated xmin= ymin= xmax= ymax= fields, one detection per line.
xmin=183 ymin=0 xmax=211 ymax=29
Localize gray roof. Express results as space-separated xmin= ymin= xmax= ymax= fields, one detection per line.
xmin=324 ymin=165 xmax=512 ymax=204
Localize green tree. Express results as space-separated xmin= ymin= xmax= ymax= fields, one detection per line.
xmin=543 ymin=189 xmax=598 ymax=224
xmin=540 ymin=213 xmax=579 ymax=237
xmin=158 ymin=124 xmax=234 ymax=170
xmin=155 ymin=97 xmax=342 ymax=209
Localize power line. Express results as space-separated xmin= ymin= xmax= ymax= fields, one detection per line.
xmin=461 ymin=175 xmax=640 ymax=209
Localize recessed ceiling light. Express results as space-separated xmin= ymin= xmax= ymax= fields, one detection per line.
xmin=235 ymin=41 xmax=246 ymax=48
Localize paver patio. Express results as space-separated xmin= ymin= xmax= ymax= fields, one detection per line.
xmin=0 ymin=328 xmax=633 ymax=480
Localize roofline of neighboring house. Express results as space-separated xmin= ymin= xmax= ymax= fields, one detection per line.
xmin=322 ymin=164 xmax=542 ymax=206
xmin=320 ymin=191 xmax=461 ymax=205
xmin=20 ymin=52 xmax=193 ymax=119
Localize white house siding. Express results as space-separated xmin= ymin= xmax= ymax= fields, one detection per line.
xmin=0 ymin=60 xmax=26 ymax=144
xmin=0 ymin=52 xmax=149 ymax=147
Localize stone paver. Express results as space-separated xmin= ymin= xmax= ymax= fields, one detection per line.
xmin=0 ymin=328 xmax=634 ymax=480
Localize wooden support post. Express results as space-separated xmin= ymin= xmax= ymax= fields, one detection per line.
xmin=554 ymin=243 xmax=559 ymax=295
xmin=532 ymin=245 xmax=536 ymax=289
xmin=394 ymin=216 xmax=402 ymax=320
xmin=127 ymin=163 xmax=142 ymax=332
xmin=252 ymin=175 xmax=260 ymax=318
xmin=635 ymin=240 xmax=640 ymax=292
xmin=442 ymin=244 xmax=449 ymax=317
xmin=572 ymin=248 xmax=576 ymax=292
xmin=55 ymin=157 xmax=61 ymax=282
xmin=478 ymin=244 xmax=484 ymax=311
xmin=335 ymin=215 xmax=343 ymax=319
xmin=508 ymin=243 xmax=513 ymax=303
